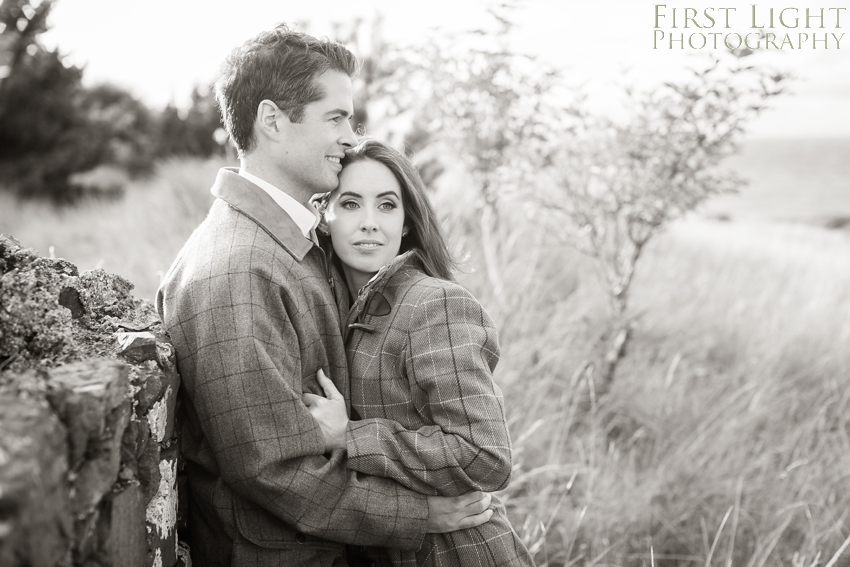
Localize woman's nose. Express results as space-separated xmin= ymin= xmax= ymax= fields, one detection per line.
xmin=360 ymin=211 xmax=378 ymax=232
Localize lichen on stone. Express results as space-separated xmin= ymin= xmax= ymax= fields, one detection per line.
xmin=1 ymin=236 xmax=76 ymax=370
xmin=79 ymin=268 xmax=136 ymax=320
xmin=0 ymin=234 xmax=164 ymax=379
xmin=0 ymin=234 xmax=181 ymax=567
xmin=147 ymin=456 xmax=178 ymax=538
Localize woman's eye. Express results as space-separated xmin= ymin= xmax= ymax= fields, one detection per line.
xmin=379 ymin=202 xmax=397 ymax=211
xmin=340 ymin=201 xmax=359 ymax=210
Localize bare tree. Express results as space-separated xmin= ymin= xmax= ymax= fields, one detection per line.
xmin=544 ymin=50 xmax=790 ymax=390
xmin=330 ymin=15 xmax=419 ymax=141
xmin=394 ymin=2 xmax=562 ymax=297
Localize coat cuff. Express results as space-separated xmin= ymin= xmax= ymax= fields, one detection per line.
xmin=346 ymin=419 xmax=379 ymax=463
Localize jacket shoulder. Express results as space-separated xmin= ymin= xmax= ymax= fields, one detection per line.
xmin=185 ymin=202 xmax=296 ymax=268
xmin=392 ymin=270 xmax=479 ymax=306
xmin=387 ymin=271 xmax=494 ymax=333
xmin=158 ymin=201 xmax=302 ymax=313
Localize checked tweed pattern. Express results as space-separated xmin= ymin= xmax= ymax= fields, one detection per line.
xmin=344 ymin=253 xmax=535 ymax=567
xmin=157 ymin=170 xmax=429 ymax=567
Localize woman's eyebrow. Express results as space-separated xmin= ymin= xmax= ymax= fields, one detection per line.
xmin=377 ymin=191 xmax=401 ymax=199
xmin=337 ymin=191 xmax=361 ymax=198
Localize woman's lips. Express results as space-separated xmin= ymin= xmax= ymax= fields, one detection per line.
xmin=352 ymin=240 xmax=384 ymax=251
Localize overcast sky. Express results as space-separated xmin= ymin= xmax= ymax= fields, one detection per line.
xmin=41 ymin=0 xmax=850 ymax=139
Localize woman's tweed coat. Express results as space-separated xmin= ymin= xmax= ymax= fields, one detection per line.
xmin=157 ymin=169 xmax=429 ymax=567
xmin=342 ymin=252 xmax=535 ymax=567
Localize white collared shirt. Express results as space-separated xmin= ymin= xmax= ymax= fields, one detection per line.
xmin=237 ymin=169 xmax=319 ymax=239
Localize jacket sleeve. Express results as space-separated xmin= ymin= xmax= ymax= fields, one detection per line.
xmin=161 ymin=249 xmax=428 ymax=550
xmin=345 ymin=282 xmax=512 ymax=497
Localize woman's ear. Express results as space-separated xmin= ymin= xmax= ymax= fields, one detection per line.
xmin=401 ymin=224 xmax=410 ymax=238
xmin=317 ymin=216 xmax=330 ymax=236
xmin=309 ymin=193 xmax=332 ymax=235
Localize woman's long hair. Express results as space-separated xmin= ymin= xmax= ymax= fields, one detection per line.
xmin=339 ymin=139 xmax=456 ymax=281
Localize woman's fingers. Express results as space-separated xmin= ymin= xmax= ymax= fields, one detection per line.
xmin=457 ymin=492 xmax=493 ymax=529
xmin=316 ymin=369 xmax=343 ymax=401
xmin=463 ymin=492 xmax=492 ymax=514
xmin=456 ymin=508 xmax=494 ymax=530
xmin=303 ymin=370 xmax=342 ymax=409
xmin=302 ymin=392 xmax=323 ymax=407
xmin=425 ymin=492 xmax=495 ymax=533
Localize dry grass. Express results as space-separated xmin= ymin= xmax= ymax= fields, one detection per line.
xmin=474 ymin=218 xmax=850 ymax=566
xmin=2 ymin=158 xmax=849 ymax=566
xmin=0 ymin=156 xmax=229 ymax=300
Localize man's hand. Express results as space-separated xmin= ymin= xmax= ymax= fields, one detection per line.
xmin=302 ymin=369 xmax=349 ymax=452
xmin=426 ymin=492 xmax=494 ymax=533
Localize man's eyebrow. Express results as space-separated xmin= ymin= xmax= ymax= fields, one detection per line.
xmin=324 ymin=108 xmax=352 ymax=118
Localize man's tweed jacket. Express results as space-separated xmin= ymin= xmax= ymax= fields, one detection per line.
xmin=341 ymin=252 xmax=535 ymax=567
xmin=157 ymin=169 xmax=429 ymax=567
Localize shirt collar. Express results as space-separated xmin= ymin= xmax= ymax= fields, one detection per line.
xmin=238 ymin=169 xmax=319 ymax=238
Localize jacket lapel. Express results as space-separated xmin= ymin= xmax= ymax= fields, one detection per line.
xmin=211 ymin=168 xmax=313 ymax=261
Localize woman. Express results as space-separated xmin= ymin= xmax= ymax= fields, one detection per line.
xmin=306 ymin=139 xmax=534 ymax=567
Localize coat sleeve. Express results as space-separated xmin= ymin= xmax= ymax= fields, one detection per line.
xmin=161 ymin=248 xmax=428 ymax=549
xmin=345 ymin=282 xmax=512 ymax=497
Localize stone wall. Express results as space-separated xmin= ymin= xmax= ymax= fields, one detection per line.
xmin=0 ymin=234 xmax=185 ymax=567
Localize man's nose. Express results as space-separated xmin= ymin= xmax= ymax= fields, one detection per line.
xmin=340 ymin=118 xmax=357 ymax=148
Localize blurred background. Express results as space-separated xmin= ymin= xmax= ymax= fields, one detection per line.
xmin=1 ymin=0 xmax=848 ymax=565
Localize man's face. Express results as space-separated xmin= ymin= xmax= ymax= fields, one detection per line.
xmin=277 ymin=71 xmax=356 ymax=195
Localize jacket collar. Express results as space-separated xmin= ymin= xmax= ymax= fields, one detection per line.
xmin=343 ymin=250 xmax=423 ymax=341
xmin=211 ymin=167 xmax=313 ymax=261
xmin=359 ymin=250 xmax=421 ymax=297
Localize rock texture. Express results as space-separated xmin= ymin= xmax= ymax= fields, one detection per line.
xmin=0 ymin=234 xmax=182 ymax=567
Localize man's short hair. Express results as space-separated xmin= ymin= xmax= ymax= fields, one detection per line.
xmin=215 ymin=23 xmax=359 ymax=155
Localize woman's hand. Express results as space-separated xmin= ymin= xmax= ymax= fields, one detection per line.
xmin=302 ymin=369 xmax=349 ymax=452
xmin=426 ymin=492 xmax=494 ymax=533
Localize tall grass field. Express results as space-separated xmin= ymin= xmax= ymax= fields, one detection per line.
xmin=1 ymin=139 xmax=848 ymax=566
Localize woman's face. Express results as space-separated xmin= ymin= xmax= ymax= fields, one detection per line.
xmin=325 ymin=159 xmax=406 ymax=290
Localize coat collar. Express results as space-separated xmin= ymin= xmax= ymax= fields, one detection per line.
xmin=344 ymin=251 xmax=423 ymax=341
xmin=211 ymin=167 xmax=313 ymax=261
xmin=359 ymin=250 xmax=421 ymax=298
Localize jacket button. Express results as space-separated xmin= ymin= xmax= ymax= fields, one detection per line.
xmin=295 ymin=532 xmax=307 ymax=544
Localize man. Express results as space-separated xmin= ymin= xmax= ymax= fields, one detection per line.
xmin=157 ymin=24 xmax=492 ymax=567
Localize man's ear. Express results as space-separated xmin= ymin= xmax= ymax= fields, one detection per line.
xmin=256 ymin=99 xmax=284 ymax=141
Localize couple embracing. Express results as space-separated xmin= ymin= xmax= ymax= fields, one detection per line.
xmin=157 ymin=23 xmax=534 ymax=567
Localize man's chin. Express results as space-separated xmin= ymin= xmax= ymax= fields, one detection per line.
xmin=323 ymin=174 xmax=341 ymax=192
